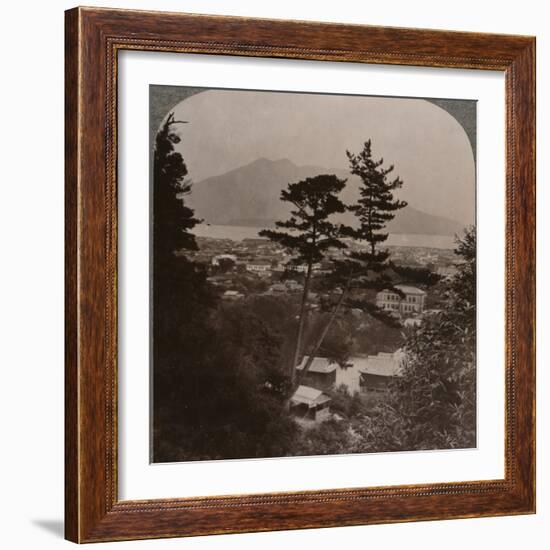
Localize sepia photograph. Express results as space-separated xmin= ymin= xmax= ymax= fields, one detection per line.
xmin=150 ymin=85 xmax=477 ymax=463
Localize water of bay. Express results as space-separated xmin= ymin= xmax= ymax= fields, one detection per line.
xmin=193 ymin=224 xmax=455 ymax=250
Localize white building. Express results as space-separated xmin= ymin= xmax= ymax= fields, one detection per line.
xmin=245 ymin=261 xmax=272 ymax=273
xmin=376 ymin=284 xmax=427 ymax=315
xmin=285 ymin=262 xmax=321 ymax=273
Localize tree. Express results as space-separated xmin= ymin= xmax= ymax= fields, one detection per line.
xmin=152 ymin=114 xmax=299 ymax=462
xmin=155 ymin=299 xmax=299 ymax=461
xmin=152 ymin=112 xmax=214 ymax=352
xmin=259 ymin=175 xmax=348 ymax=388
xmin=346 ymin=140 xmax=408 ymax=255
xmin=364 ymin=227 xmax=477 ymax=452
xmin=152 ymin=114 xmax=217 ymax=460
xmin=153 ymin=113 xmax=200 ymax=258
xmin=388 ymin=261 xmax=441 ymax=287
xmin=298 ymin=141 xmax=407 ymax=377
xmin=216 ymin=257 xmax=236 ymax=273
xmin=451 ymin=226 xmax=476 ymax=308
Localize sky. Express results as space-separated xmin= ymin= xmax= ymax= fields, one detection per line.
xmin=171 ymin=88 xmax=476 ymax=226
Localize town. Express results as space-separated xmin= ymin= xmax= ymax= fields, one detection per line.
xmin=183 ymin=234 xmax=463 ymax=424
xmin=185 ymin=235 xmax=458 ymax=297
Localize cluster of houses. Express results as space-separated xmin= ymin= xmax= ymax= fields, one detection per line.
xmin=222 ymin=282 xmax=428 ymax=423
xmin=290 ymin=350 xmax=406 ymax=422
xmin=204 ymin=239 xmax=333 ymax=278
xmin=245 ymin=282 xmax=424 ymax=423
xmin=191 ymin=239 xmax=456 ymax=330
xmin=244 ymin=260 xmax=331 ymax=276
xmin=186 ymin=237 xmax=459 ymax=427
xmin=387 ymin=245 xmax=457 ymax=272
xmin=192 ymin=236 xmax=460 ymax=283
xmin=264 ymin=280 xmax=304 ymax=294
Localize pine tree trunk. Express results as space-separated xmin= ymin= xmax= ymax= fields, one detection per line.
xmin=291 ymin=261 xmax=313 ymax=386
xmin=296 ymin=281 xmax=350 ymax=386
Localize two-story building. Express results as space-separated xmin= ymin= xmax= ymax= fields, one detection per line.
xmin=376 ymin=284 xmax=427 ymax=315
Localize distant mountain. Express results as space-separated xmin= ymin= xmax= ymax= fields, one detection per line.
xmin=385 ymin=206 xmax=464 ymax=236
xmin=188 ymin=158 xmax=465 ymax=237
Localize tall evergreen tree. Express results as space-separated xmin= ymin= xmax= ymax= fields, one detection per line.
xmin=153 ymin=113 xmax=300 ymax=462
xmin=153 ymin=113 xmax=200 ymax=259
xmin=152 ymin=112 xmax=212 ymax=352
xmin=152 ymin=113 xmax=216 ymax=460
xmin=298 ymin=141 xmax=407 ymax=377
xmin=259 ymin=175 xmax=348 ymax=388
xmin=346 ymin=139 xmax=407 ymax=256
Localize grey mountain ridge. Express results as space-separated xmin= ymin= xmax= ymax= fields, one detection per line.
xmin=187 ymin=157 xmax=467 ymax=237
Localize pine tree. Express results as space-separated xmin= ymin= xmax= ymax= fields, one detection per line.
xmin=152 ymin=112 xmax=211 ymax=351
xmin=259 ymin=174 xmax=348 ymax=388
xmin=298 ymin=141 xmax=407 ymax=376
xmin=152 ymin=114 xmax=216 ymax=461
xmin=153 ymin=113 xmax=200 ymax=259
xmin=346 ymin=139 xmax=407 ymax=256
xmin=152 ymin=114 xmax=300 ymax=461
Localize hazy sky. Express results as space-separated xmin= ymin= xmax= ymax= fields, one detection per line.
xmin=172 ymin=89 xmax=475 ymax=226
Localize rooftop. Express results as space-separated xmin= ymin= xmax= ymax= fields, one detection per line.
xmin=296 ymin=356 xmax=338 ymax=374
xmin=359 ymin=350 xmax=405 ymax=377
xmin=378 ymin=285 xmax=426 ymax=296
xmin=394 ymin=285 xmax=427 ymax=295
xmin=291 ymin=385 xmax=332 ymax=407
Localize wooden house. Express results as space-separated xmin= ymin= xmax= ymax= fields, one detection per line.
xmin=290 ymin=385 xmax=332 ymax=422
xmin=296 ymin=356 xmax=337 ymax=391
xmin=359 ymin=350 xmax=405 ymax=393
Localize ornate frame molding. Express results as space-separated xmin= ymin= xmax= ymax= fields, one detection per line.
xmin=65 ymin=7 xmax=535 ymax=543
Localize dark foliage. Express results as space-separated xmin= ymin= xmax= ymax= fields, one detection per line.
xmin=156 ymin=302 xmax=297 ymax=461
xmin=345 ymin=140 xmax=407 ymax=255
xmin=363 ymin=227 xmax=477 ymax=451
xmin=152 ymin=116 xmax=297 ymax=461
xmin=304 ymin=141 xmax=409 ymax=369
xmin=331 ymin=140 xmax=407 ymax=285
xmin=259 ymin=175 xmax=349 ymax=385
xmin=259 ymin=175 xmax=348 ymax=265
xmin=152 ymin=115 xmax=217 ymax=429
xmin=153 ymin=113 xmax=200 ymax=257
xmin=388 ymin=261 xmax=442 ymax=287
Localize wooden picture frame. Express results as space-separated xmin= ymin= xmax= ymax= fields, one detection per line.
xmin=65 ymin=6 xmax=536 ymax=543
